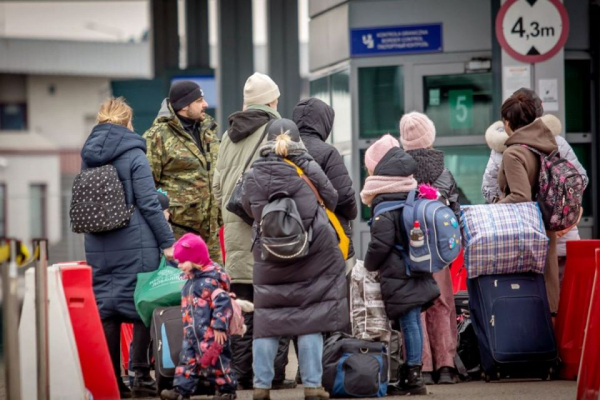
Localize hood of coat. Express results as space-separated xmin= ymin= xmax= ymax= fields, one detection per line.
xmin=371 ymin=191 xmax=410 ymax=210
xmin=227 ymin=109 xmax=274 ymax=143
xmin=486 ymin=118 xmax=561 ymax=154
xmin=485 ymin=121 xmax=509 ymax=153
xmin=292 ymin=98 xmax=334 ymax=142
xmin=405 ymin=148 xmax=445 ymax=184
xmin=504 ymin=118 xmax=558 ymax=154
xmin=81 ymin=123 xmax=146 ymax=167
xmin=373 ymin=147 xmax=417 ymax=177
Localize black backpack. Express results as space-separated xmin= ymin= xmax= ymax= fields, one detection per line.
xmin=256 ymin=193 xmax=309 ymax=262
xmin=70 ymin=165 xmax=134 ymax=233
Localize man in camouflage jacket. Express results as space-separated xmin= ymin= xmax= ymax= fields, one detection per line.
xmin=144 ymin=81 xmax=222 ymax=262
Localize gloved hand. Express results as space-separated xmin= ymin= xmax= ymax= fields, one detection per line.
xmin=200 ymin=341 xmax=224 ymax=368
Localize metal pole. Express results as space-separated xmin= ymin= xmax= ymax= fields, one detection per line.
xmin=2 ymin=238 xmax=21 ymax=400
xmin=34 ymin=239 xmax=49 ymax=400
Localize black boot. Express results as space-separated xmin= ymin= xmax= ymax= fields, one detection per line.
xmin=388 ymin=364 xmax=427 ymax=396
xmin=131 ymin=370 xmax=157 ymax=398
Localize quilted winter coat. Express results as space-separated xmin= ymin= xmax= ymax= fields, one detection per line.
xmin=81 ymin=123 xmax=175 ymax=321
xmin=241 ymin=152 xmax=349 ymax=338
xmin=293 ymin=98 xmax=358 ymax=256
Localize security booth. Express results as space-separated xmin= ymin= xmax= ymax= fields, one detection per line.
xmin=308 ymin=0 xmax=596 ymax=258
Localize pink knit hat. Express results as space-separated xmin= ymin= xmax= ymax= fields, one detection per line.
xmin=173 ymin=233 xmax=212 ymax=267
xmin=399 ymin=112 xmax=436 ymax=150
xmin=365 ymin=134 xmax=400 ymax=172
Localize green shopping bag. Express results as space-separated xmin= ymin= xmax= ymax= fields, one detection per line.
xmin=134 ymin=256 xmax=185 ymax=326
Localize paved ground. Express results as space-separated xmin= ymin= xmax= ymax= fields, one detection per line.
xmin=138 ymin=380 xmax=577 ymax=400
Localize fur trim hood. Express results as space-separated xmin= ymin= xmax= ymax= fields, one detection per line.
xmin=485 ymin=116 xmax=562 ymax=154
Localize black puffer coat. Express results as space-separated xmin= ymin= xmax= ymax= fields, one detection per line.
xmin=293 ymin=98 xmax=358 ymax=256
xmin=406 ymin=148 xmax=460 ymax=220
xmin=241 ymin=152 xmax=349 ymax=338
xmin=364 ymin=148 xmax=440 ymax=321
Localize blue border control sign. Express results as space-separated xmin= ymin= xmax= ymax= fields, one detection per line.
xmin=351 ymin=23 xmax=443 ymax=57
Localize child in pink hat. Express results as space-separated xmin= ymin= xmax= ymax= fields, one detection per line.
xmin=399 ymin=111 xmax=460 ymax=385
xmin=161 ymin=233 xmax=238 ymax=400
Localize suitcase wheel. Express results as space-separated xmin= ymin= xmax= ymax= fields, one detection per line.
xmin=483 ymin=371 xmax=501 ymax=382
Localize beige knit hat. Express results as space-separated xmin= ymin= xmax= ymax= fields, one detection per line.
xmin=399 ymin=111 xmax=436 ymax=150
xmin=243 ymin=72 xmax=280 ymax=106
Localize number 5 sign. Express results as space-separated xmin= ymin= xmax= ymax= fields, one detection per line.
xmin=496 ymin=0 xmax=569 ymax=64
xmin=449 ymin=90 xmax=473 ymax=129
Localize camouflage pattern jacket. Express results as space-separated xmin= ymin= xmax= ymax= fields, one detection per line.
xmin=144 ymin=100 xmax=223 ymax=261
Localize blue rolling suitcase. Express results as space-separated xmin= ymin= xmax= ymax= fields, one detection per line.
xmin=466 ymin=273 xmax=558 ymax=381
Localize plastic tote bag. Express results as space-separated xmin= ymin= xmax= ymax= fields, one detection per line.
xmin=350 ymin=260 xmax=390 ymax=341
xmin=460 ymin=202 xmax=549 ymax=279
xmin=134 ymin=257 xmax=185 ymax=326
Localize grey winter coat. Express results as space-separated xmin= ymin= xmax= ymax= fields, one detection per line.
xmin=241 ymin=152 xmax=349 ymax=338
xmin=293 ymin=98 xmax=358 ymax=257
xmin=82 ymin=123 xmax=175 ymax=321
xmin=481 ymin=120 xmax=588 ymax=256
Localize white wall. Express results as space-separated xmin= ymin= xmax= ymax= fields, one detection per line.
xmin=0 ymin=153 xmax=61 ymax=244
xmin=27 ymin=75 xmax=112 ymax=149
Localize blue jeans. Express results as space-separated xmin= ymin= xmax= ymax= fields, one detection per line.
xmin=253 ymin=333 xmax=323 ymax=389
xmin=399 ymin=307 xmax=423 ymax=366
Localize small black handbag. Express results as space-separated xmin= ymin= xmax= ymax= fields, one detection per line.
xmin=225 ymin=120 xmax=273 ymax=225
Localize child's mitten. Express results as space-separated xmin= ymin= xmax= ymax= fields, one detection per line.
xmin=200 ymin=341 xmax=223 ymax=368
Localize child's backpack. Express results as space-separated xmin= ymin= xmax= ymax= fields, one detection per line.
xmin=70 ymin=164 xmax=134 ymax=233
xmin=211 ymin=289 xmax=246 ymax=336
xmin=371 ymin=190 xmax=461 ymax=275
xmin=519 ymin=145 xmax=585 ymax=232
xmin=256 ymin=192 xmax=310 ymax=262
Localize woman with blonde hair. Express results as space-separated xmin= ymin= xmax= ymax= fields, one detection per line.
xmin=81 ymin=97 xmax=175 ymax=398
xmin=240 ymin=119 xmax=347 ymax=400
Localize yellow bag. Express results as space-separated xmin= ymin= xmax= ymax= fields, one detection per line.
xmin=284 ymin=159 xmax=350 ymax=260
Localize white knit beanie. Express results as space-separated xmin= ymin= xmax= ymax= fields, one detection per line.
xmin=540 ymin=114 xmax=562 ymax=137
xmin=243 ymin=72 xmax=280 ymax=106
xmin=399 ymin=111 xmax=436 ymax=150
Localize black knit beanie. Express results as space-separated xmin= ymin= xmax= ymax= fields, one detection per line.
xmin=267 ymin=119 xmax=301 ymax=142
xmin=169 ymin=81 xmax=204 ymax=111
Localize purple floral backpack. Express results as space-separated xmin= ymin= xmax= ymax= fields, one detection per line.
xmin=521 ymin=145 xmax=584 ymax=232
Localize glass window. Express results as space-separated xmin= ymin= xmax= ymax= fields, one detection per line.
xmin=570 ymin=143 xmax=592 ymax=217
xmin=30 ymin=184 xmax=46 ymax=238
xmin=358 ymin=66 xmax=404 ymax=139
xmin=331 ymin=70 xmax=351 ymax=143
xmin=309 ymin=77 xmax=330 ymax=105
xmin=0 ymin=184 xmax=6 ymax=237
xmin=423 ymin=73 xmax=493 ymax=137
xmin=0 ymin=103 xmax=27 ymax=130
xmin=442 ymin=145 xmax=491 ymax=206
xmin=565 ymin=60 xmax=591 ymax=133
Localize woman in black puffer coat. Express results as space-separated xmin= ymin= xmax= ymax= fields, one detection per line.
xmin=241 ymin=119 xmax=347 ymax=400
xmin=361 ymin=135 xmax=439 ymax=396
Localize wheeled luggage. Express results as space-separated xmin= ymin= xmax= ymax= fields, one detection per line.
xmin=322 ymin=333 xmax=388 ymax=398
xmin=151 ymin=307 xmax=214 ymax=395
xmin=467 ymin=273 xmax=558 ymax=381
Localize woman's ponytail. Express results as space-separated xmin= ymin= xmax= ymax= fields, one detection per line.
xmin=274 ymin=132 xmax=292 ymax=157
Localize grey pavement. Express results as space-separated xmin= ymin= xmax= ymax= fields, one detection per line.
xmin=139 ymin=380 xmax=577 ymax=400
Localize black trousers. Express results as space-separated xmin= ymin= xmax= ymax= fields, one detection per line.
xmin=102 ymin=316 xmax=151 ymax=386
xmin=230 ymin=283 xmax=290 ymax=383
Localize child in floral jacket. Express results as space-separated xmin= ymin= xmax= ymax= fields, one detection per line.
xmin=160 ymin=233 xmax=237 ymax=400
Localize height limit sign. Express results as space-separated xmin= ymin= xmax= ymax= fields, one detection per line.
xmin=496 ymin=0 xmax=569 ymax=63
